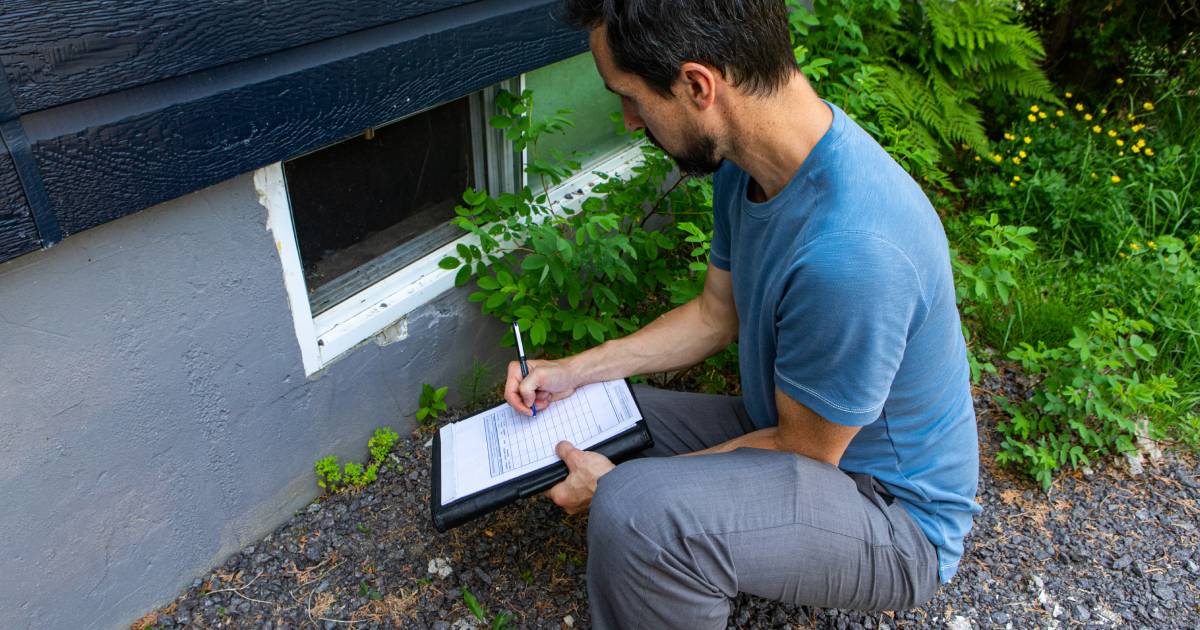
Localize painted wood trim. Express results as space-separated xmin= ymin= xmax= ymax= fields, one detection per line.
xmin=0 ymin=135 xmax=41 ymax=263
xmin=19 ymin=0 xmax=586 ymax=242
xmin=0 ymin=0 xmax=480 ymax=113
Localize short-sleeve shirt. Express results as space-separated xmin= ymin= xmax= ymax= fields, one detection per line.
xmin=710 ymin=101 xmax=981 ymax=583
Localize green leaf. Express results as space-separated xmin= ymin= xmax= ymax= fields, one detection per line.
xmin=477 ymin=276 xmax=500 ymax=290
xmin=438 ymin=256 xmax=460 ymax=270
xmin=489 ymin=115 xmax=513 ymax=129
xmin=463 ymin=589 xmax=486 ymax=621
xmin=521 ymin=254 xmax=547 ymax=271
xmin=455 ymin=265 xmax=472 ymax=287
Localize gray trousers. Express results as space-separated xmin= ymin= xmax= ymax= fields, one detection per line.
xmin=586 ymin=386 xmax=940 ymax=629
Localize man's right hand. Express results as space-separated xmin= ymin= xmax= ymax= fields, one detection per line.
xmin=504 ymin=358 xmax=583 ymax=416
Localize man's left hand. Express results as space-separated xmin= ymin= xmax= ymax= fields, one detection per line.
xmin=545 ymin=441 xmax=615 ymax=515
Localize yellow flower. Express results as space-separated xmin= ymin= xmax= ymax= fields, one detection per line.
xmin=1132 ymin=145 xmax=1141 ymax=153
xmin=1112 ymin=175 xmax=1122 ymax=184
xmin=1137 ymin=138 xmax=1146 ymax=147
xmin=1127 ymin=113 xmax=1136 ymax=121
xmin=974 ymin=155 xmax=981 ymax=161
xmin=1051 ymin=123 xmax=1057 ymax=128
xmin=1145 ymin=147 xmax=1155 ymax=156
xmin=1065 ymin=91 xmax=1074 ymax=98
xmin=1030 ymin=105 xmax=1040 ymax=113
xmin=1091 ymin=172 xmax=1098 ymax=178
xmin=1129 ymin=241 xmax=1140 ymax=249
xmin=1101 ymin=108 xmax=1108 ymax=115
xmin=1018 ymin=150 xmax=1028 ymax=158
xmin=1143 ymin=101 xmax=1155 ymax=110
xmin=1004 ymin=132 xmax=1015 ymax=140
xmin=1093 ymin=125 xmax=1103 ymax=133
xmin=1119 ymin=151 xmax=1125 ymax=156
xmin=1084 ymin=113 xmax=1094 ymax=121
xmin=993 ymin=154 xmax=1003 ymax=163
xmin=1148 ymin=241 xmax=1158 ymax=249
xmin=1107 ymin=129 xmax=1117 ymax=137
xmin=1075 ymin=103 xmax=1085 ymax=111
xmin=1012 ymin=156 xmax=1022 ymax=165
xmin=1027 ymin=114 xmax=1037 ymax=122
xmin=1116 ymin=78 xmax=1125 ymax=85
xmin=1116 ymin=139 xmax=1125 ymax=146
xmin=1012 ymin=175 xmax=1021 ymax=182
xmin=1023 ymin=136 xmax=1032 ymax=144
xmin=960 ymin=143 xmax=970 ymax=150
xmin=1010 ymin=182 xmax=1017 ymax=188
xmin=1056 ymin=109 xmax=1065 ymax=117
xmin=1132 ymin=123 xmax=1146 ymax=132
xmin=1038 ymin=111 xmax=1047 ymax=119
xmin=1119 ymin=252 xmax=1127 ymax=258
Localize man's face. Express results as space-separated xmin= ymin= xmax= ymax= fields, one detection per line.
xmin=589 ymin=27 xmax=723 ymax=176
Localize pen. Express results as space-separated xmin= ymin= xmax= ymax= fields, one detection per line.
xmin=512 ymin=321 xmax=537 ymax=416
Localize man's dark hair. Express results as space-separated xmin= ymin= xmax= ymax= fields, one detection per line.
xmin=562 ymin=0 xmax=799 ymax=97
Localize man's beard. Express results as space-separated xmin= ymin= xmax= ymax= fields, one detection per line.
xmin=645 ymin=128 xmax=722 ymax=177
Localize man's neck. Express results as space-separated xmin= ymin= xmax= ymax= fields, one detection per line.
xmin=723 ymin=77 xmax=833 ymax=203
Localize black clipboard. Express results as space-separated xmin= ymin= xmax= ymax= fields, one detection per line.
xmin=430 ymin=380 xmax=652 ymax=533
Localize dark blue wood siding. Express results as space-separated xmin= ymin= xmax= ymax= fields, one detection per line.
xmin=0 ymin=0 xmax=587 ymax=264
xmin=0 ymin=0 xmax=478 ymax=113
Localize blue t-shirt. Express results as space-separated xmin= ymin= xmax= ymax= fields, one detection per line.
xmin=710 ymin=102 xmax=981 ymax=583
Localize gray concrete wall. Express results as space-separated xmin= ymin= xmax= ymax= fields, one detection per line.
xmin=0 ymin=173 xmax=509 ymax=629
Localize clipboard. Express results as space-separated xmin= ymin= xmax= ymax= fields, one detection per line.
xmin=430 ymin=379 xmax=652 ymax=532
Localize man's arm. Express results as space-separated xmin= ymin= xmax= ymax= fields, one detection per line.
xmin=504 ymin=261 xmax=737 ymax=414
xmin=542 ymin=386 xmax=860 ymax=514
xmin=687 ymin=387 xmax=860 ymax=466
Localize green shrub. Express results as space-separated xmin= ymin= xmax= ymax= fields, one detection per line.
xmin=314 ymin=426 xmax=400 ymax=493
xmin=440 ymin=89 xmax=712 ymax=359
xmin=416 ymin=383 xmax=449 ymax=425
xmin=997 ymin=309 xmax=1178 ymax=488
xmin=786 ymin=0 xmax=1054 ymax=188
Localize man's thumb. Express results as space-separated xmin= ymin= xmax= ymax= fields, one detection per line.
xmin=555 ymin=441 xmax=579 ymax=467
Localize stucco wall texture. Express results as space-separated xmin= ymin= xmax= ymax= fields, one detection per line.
xmin=0 ymin=173 xmax=508 ymax=629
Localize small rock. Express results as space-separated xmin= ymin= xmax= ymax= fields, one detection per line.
xmin=1073 ymin=604 xmax=1090 ymax=621
xmin=431 ymin=623 xmax=450 ymax=630
xmin=428 ymin=557 xmax=453 ymax=579
xmin=947 ymin=615 xmax=974 ymax=630
xmin=1153 ymin=585 xmax=1176 ymax=601
xmin=564 ymin=615 xmax=576 ymax=627
xmin=1113 ymin=555 xmax=1133 ymax=570
xmin=991 ymin=611 xmax=1010 ymax=624
xmin=314 ymin=579 xmax=329 ymax=594
xmin=307 ymin=503 xmax=322 ymax=513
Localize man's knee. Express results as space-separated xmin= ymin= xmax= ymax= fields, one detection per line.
xmin=589 ymin=459 xmax=678 ymax=554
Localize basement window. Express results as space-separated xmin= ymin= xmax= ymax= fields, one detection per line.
xmin=258 ymin=59 xmax=645 ymax=376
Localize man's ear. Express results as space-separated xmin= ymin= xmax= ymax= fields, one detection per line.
xmin=678 ymin=62 xmax=719 ymax=111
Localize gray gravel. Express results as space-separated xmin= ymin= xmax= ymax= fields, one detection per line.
xmin=133 ymin=370 xmax=1200 ymax=629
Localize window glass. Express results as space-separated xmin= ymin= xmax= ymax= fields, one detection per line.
xmin=283 ymin=96 xmax=476 ymax=314
xmin=524 ymin=53 xmax=627 ymax=173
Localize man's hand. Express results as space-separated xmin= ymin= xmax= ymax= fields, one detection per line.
xmin=545 ymin=441 xmax=615 ymax=515
xmin=504 ymin=358 xmax=582 ymax=416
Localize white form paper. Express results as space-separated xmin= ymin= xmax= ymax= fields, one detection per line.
xmin=438 ymin=379 xmax=642 ymax=506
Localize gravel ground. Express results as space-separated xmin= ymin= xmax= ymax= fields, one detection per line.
xmin=134 ymin=368 xmax=1200 ymax=629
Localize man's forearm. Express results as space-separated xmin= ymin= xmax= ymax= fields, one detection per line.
xmin=564 ymin=296 xmax=735 ymax=385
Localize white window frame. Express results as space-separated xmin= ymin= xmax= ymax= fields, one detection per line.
xmin=255 ymin=79 xmax=645 ymax=376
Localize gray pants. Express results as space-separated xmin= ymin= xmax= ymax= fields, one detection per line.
xmin=586 ymin=386 xmax=940 ymax=629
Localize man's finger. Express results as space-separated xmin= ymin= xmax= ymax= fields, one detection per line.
xmin=555 ymin=441 xmax=580 ymax=468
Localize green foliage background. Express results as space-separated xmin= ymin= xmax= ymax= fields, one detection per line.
xmin=443 ymin=0 xmax=1199 ymax=488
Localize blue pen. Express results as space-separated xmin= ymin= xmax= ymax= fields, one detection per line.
xmin=513 ymin=321 xmax=537 ymax=416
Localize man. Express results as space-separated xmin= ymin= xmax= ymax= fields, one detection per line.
xmin=503 ymin=1 xmax=981 ymax=627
